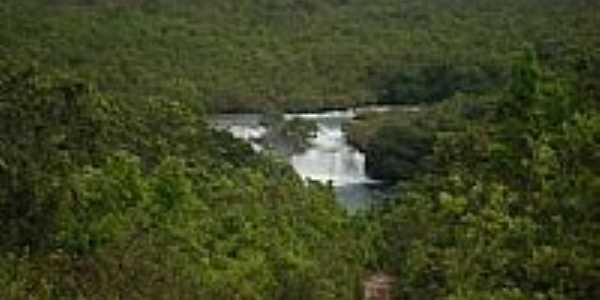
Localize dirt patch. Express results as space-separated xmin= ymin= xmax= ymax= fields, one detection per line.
xmin=364 ymin=273 xmax=394 ymax=300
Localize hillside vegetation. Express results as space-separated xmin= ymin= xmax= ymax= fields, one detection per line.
xmin=0 ymin=63 xmax=375 ymax=299
xmin=371 ymin=49 xmax=600 ymax=300
xmin=1 ymin=1 xmax=600 ymax=299
xmin=2 ymin=0 xmax=598 ymax=111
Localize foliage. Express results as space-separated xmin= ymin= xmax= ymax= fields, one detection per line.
xmin=377 ymin=64 xmax=505 ymax=105
xmin=0 ymin=66 xmax=371 ymax=299
xmin=374 ymin=50 xmax=600 ymax=300
xmin=348 ymin=95 xmax=495 ymax=181
xmin=1 ymin=0 xmax=599 ymax=112
xmin=2 ymin=0 xmax=600 ymax=298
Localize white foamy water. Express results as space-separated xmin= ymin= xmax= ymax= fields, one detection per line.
xmin=289 ymin=119 xmax=374 ymax=187
xmin=210 ymin=108 xmax=394 ymax=210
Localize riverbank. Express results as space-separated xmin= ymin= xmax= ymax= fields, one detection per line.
xmin=345 ymin=107 xmax=421 ymax=151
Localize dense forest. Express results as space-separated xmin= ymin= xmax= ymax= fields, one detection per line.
xmin=1 ymin=0 xmax=599 ymax=299
xmin=2 ymin=0 xmax=598 ymax=112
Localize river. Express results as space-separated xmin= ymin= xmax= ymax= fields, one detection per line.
xmin=210 ymin=107 xmax=397 ymax=211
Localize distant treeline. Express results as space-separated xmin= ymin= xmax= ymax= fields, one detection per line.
xmin=2 ymin=0 xmax=598 ymax=111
